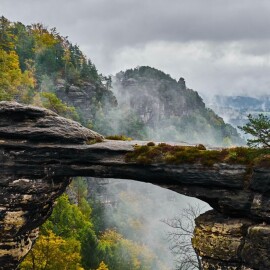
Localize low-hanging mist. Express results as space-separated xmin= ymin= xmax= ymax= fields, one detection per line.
xmin=91 ymin=66 xmax=244 ymax=147
xmin=204 ymin=94 xmax=270 ymax=138
xmin=86 ymin=178 xmax=211 ymax=269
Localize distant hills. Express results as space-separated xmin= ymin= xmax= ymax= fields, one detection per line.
xmin=213 ymin=95 xmax=270 ymax=111
xmin=207 ymin=95 xmax=270 ymax=133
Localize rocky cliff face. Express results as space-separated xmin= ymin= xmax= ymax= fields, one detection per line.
xmin=0 ymin=102 xmax=102 ymax=269
xmin=55 ymin=80 xmax=117 ymax=123
xmin=193 ymin=211 xmax=270 ymax=270
xmin=0 ymin=102 xmax=269 ymax=269
xmin=115 ymin=68 xmax=201 ymax=125
xmin=114 ymin=66 xmax=243 ymax=145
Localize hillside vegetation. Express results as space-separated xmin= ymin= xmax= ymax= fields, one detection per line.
xmin=0 ymin=16 xmax=116 ymax=123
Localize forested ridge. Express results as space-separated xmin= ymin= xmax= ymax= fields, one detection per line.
xmin=0 ymin=15 xmax=115 ymax=124
xmin=0 ymin=16 xmax=244 ymax=269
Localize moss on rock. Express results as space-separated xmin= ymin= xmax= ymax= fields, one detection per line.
xmin=105 ymin=135 xmax=132 ymax=141
xmin=125 ymin=143 xmax=270 ymax=167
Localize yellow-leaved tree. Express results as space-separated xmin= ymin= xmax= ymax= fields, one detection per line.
xmin=20 ymin=230 xmax=84 ymax=270
xmin=96 ymin=261 xmax=109 ymax=270
xmin=0 ymin=49 xmax=35 ymax=101
xmin=98 ymin=229 xmax=156 ymax=270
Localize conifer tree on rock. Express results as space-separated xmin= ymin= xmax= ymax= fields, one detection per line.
xmin=239 ymin=114 xmax=270 ymax=148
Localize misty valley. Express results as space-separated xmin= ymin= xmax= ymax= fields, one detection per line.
xmin=1 ymin=15 xmax=270 ymax=270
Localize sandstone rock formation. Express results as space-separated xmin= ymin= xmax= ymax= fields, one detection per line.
xmin=0 ymin=102 xmax=269 ymax=269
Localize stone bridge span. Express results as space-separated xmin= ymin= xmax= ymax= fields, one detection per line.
xmin=1 ymin=102 xmax=270 ymax=269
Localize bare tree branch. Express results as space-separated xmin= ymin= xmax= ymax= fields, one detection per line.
xmin=162 ymin=203 xmax=204 ymax=270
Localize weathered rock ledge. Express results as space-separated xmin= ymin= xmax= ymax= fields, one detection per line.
xmin=193 ymin=210 xmax=270 ymax=269
xmin=0 ymin=102 xmax=270 ymax=269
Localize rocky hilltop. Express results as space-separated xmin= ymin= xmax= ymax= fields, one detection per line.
xmin=115 ymin=67 xmax=202 ymax=124
xmin=114 ymin=66 xmax=243 ymax=145
xmin=0 ymin=102 xmax=270 ymax=270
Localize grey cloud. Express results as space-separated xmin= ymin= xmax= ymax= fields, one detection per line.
xmin=238 ymin=41 xmax=270 ymax=56
xmin=3 ymin=0 xmax=270 ymax=46
xmin=105 ymin=40 xmax=270 ymax=97
xmin=69 ymin=0 xmax=270 ymax=46
xmin=2 ymin=0 xmax=270 ymax=96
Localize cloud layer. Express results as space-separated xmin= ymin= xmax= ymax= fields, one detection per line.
xmin=2 ymin=0 xmax=270 ymax=96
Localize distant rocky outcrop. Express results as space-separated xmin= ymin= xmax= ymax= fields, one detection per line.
xmin=115 ymin=67 xmax=204 ymax=125
xmin=0 ymin=102 xmax=270 ymax=269
xmin=207 ymin=95 xmax=270 ymax=138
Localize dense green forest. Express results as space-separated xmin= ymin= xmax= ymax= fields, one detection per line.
xmin=20 ymin=179 xmax=168 ymax=270
xmin=0 ymin=16 xmax=243 ymax=269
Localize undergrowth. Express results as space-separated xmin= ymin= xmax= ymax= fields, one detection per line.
xmin=106 ymin=135 xmax=133 ymax=141
xmin=125 ymin=143 xmax=270 ymax=166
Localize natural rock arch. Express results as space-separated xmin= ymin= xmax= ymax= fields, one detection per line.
xmin=0 ymin=102 xmax=269 ymax=270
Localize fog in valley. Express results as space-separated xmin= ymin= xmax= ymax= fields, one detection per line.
xmin=86 ymin=178 xmax=211 ymax=269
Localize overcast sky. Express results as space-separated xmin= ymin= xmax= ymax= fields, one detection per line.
xmin=2 ymin=0 xmax=270 ymax=97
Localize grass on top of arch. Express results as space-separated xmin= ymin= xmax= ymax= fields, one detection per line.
xmin=125 ymin=142 xmax=270 ymax=167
